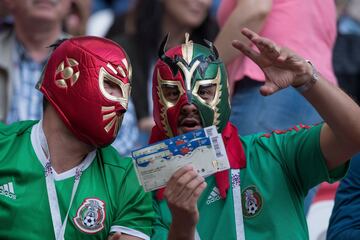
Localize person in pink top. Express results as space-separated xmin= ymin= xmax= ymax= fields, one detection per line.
xmin=214 ymin=0 xmax=338 ymax=214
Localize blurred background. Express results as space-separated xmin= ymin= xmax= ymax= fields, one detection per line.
xmin=1 ymin=1 xmax=359 ymax=239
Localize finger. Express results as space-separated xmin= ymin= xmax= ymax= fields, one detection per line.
xmin=259 ymin=81 xmax=280 ymax=96
xmin=170 ymin=165 xmax=193 ymax=181
xmin=241 ymin=28 xmax=280 ymax=57
xmin=241 ymin=27 xmax=260 ymax=41
xmin=170 ymin=169 xmax=199 ymax=197
xmin=277 ymin=47 xmax=307 ymax=67
xmin=186 ymin=182 xmax=207 ymax=207
xmin=253 ymin=37 xmax=281 ymax=60
xmin=232 ymin=40 xmax=261 ymax=64
xmin=175 ymin=175 xmax=206 ymax=203
xmin=165 ymin=168 xmax=199 ymax=200
xmin=169 ymin=180 xmax=206 ymax=216
xmin=277 ymin=48 xmax=289 ymax=62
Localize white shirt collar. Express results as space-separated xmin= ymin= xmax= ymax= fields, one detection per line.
xmin=30 ymin=120 xmax=96 ymax=180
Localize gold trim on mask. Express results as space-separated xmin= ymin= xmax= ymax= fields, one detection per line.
xmin=176 ymin=61 xmax=200 ymax=92
xmin=104 ymin=116 xmax=119 ymax=133
xmin=178 ymin=40 xmax=201 ymax=92
xmin=105 ymin=60 xmax=130 ymax=81
xmin=181 ymin=35 xmax=193 ymax=65
xmin=68 ymin=58 xmax=78 ymax=66
xmin=98 ymin=66 xmax=130 ymax=109
xmin=113 ymin=114 xmax=123 ymax=137
xmin=102 ymin=105 xmax=120 ymax=136
xmin=192 ymin=67 xmax=222 ymax=126
xmin=159 ymin=103 xmax=173 ymax=138
xmin=63 ymin=67 xmax=74 ymax=79
xmin=121 ymin=59 xmax=129 ymax=72
xmin=192 ymin=67 xmax=221 ymax=107
xmin=56 ymin=61 xmax=64 ymax=73
xmin=157 ymin=70 xmax=185 ymax=137
xmin=122 ymin=59 xmax=128 ymax=70
xmin=122 ymin=57 xmax=132 ymax=81
xmin=157 ymin=70 xmax=185 ymax=109
xmin=106 ymin=63 xmax=118 ymax=74
xmin=101 ymin=106 xmax=115 ymax=112
xmin=117 ymin=65 xmax=126 ymax=78
xmin=103 ymin=112 xmax=116 ymax=121
xmin=56 ymin=79 xmax=67 ymax=88
xmin=55 ymin=58 xmax=80 ymax=88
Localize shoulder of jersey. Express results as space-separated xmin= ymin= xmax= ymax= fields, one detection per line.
xmin=98 ymin=145 xmax=133 ymax=169
xmin=0 ymin=120 xmax=37 ymax=136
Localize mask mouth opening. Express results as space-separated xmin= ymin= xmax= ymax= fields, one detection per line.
xmin=176 ymin=102 xmax=203 ymax=134
xmin=179 ymin=118 xmax=201 ymax=128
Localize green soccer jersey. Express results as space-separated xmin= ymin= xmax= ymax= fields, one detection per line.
xmin=152 ymin=123 xmax=348 ymax=240
xmin=0 ymin=121 xmax=154 ymax=240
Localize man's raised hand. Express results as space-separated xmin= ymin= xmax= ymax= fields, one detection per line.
xmin=232 ymin=28 xmax=313 ymax=96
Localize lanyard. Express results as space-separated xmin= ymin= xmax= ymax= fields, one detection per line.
xmin=40 ymin=125 xmax=85 ymax=240
xmin=45 ymin=161 xmax=84 ymax=240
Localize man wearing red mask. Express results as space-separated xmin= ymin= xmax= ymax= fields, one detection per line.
xmin=0 ymin=36 xmax=154 ymax=240
xmin=150 ymin=29 xmax=360 ymax=240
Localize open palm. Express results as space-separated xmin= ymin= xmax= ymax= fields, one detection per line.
xmin=232 ymin=28 xmax=312 ymax=96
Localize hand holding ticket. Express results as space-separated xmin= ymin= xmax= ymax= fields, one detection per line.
xmin=131 ymin=126 xmax=230 ymax=192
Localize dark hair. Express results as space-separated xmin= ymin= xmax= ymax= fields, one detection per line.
xmin=48 ymin=38 xmax=68 ymax=50
xmin=134 ymin=0 xmax=219 ymax=62
xmin=40 ymin=38 xmax=69 ymax=111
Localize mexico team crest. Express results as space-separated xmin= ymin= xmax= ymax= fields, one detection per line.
xmin=241 ymin=186 xmax=263 ymax=218
xmin=73 ymin=198 xmax=106 ymax=234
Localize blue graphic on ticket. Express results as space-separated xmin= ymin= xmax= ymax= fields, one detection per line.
xmin=131 ymin=126 xmax=230 ymax=192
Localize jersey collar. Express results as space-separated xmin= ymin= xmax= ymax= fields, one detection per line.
xmin=30 ymin=120 xmax=96 ymax=180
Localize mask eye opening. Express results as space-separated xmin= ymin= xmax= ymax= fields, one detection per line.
xmin=161 ymin=83 xmax=181 ymax=103
xmin=99 ymin=67 xmax=130 ymax=110
xmin=103 ymin=75 xmax=124 ymax=99
xmin=197 ymin=83 xmax=217 ymax=103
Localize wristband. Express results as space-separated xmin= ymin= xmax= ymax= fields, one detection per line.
xmin=295 ymin=60 xmax=319 ymax=93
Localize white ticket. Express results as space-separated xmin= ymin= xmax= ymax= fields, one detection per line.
xmin=131 ymin=126 xmax=230 ymax=192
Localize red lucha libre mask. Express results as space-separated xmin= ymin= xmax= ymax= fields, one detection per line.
xmin=37 ymin=36 xmax=132 ymax=147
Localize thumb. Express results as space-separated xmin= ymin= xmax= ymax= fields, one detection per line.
xmin=259 ymin=80 xmax=280 ymax=96
xmin=108 ymin=232 xmax=122 ymax=240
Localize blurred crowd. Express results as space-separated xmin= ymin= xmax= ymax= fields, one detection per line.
xmin=1 ymin=0 xmax=360 ymax=239
xmin=0 ymin=0 xmax=221 ymax=156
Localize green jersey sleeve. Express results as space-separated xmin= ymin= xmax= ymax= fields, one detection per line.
xmin=112 ymin=160 xmax=155 ymax=238
xmin=151 ymin=196 xmax=170 ymax=240
xmin=254 ymin=123 xmax=348 ymax=195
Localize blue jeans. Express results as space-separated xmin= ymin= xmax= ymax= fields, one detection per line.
xmin=230 ymin=78 xmax=323 ymax=214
